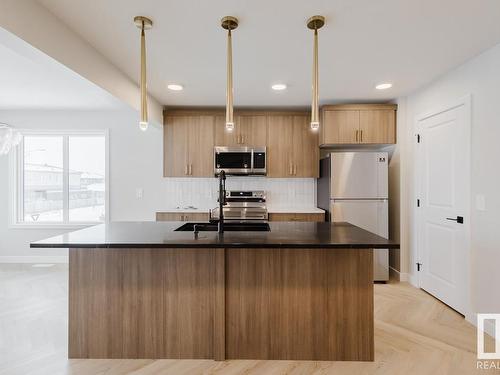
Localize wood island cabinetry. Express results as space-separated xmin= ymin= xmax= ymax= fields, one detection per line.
xmin=68 ymin=246 xmax=374 ymax=361
xmin=268 ymin=212 xmax=325 ymax=222
xmin=32 ymin=221 xmax=400 ymax=362
xmin=156 ymin=212 xmax=209 ymax=221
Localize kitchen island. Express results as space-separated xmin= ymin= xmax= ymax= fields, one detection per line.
xmin=31 ymin=221 xmax=398 ymax=362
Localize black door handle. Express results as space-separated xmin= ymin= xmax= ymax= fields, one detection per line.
xmin=446 ymin=216 xmax=464 ymax=224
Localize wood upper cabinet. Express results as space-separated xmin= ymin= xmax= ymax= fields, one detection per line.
xmin=267 ymin=114 xmax=319 ymax=178
xmin=164 ymin=114 xmax=215 ymax=177
xmin=215 ymin=114 xmax=267 ymax=146
xmin=164 ymin=110 xmax=318 ymax=178
xmin=164 ymin=115 xmax=189 ymax=177
xmin=321 ymin=110 xmax=359 ymax=144
xmin=238 ymin=115 xmax=267 ymax=146
xmin=267 ymin=115 xmax=294 ymax=177
xmin=320 ymin=104 xmax=396 ymax=145
xmin=188 ymin=116 xmax=215 ymax=176
xmin=359 ymin=109 xmax=396 ymax=144
xmin=292 ymin=115 xmax=319 ymax=177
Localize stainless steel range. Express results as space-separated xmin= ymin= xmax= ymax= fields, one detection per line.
xmin=210 ymin=190 xmax=268 ymax=222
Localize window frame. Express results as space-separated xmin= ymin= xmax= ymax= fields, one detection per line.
xmin=9 ymin=129 xmax=109 ymax=229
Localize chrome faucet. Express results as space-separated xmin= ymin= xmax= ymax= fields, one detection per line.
xmin=217 ymin=170 xmax=227 ymax=233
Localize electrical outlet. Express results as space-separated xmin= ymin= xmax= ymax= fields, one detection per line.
xmin=136 ymin=188 xmax=143 ymax=199
xmin=475 ymin=194 xmax=486 ymax=211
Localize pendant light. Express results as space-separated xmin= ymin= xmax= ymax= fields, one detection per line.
xmin=0 ymin=123 xmax=22 ymax=155
xmin=307 ymin=15 xmax=325 ymax=131
xmin=221 ymin=16 xmax=238 ymax=132
xmin=134 ymin=16 xmax=153 ymax=131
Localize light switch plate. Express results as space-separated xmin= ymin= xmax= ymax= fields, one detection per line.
xmin=136 ymin=188 xmax=143 ymax=199
xmin=475 ymin=194 xmax=486 ymax=211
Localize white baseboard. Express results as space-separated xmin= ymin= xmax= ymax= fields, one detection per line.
xmin=389 ymin=267 xmax=412 ymax=283
xmin=0 ymin=256 xmax=68 ymax=264
xmin=407 ymin=272 xmax=419 ymax=287
xmin=466 ymin=312 xmax=476 ymax=327
xmin=466 ymin=312 xmax=496 ymax=338
xmin=389 ymin=267 xmax=405 ymax=282
xmin=399 ymin=272 xmax=409 ymax=282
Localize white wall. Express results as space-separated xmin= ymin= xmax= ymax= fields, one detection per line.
xmin=400 ymin=43 xmax=500 ymax=315
xmin=0 ymin=109 xmax=316 ymax=261
xmin=0 ymin=108 xmax=164 ymax=261
xmin=160 ymin=177 xmax=315 ymax=211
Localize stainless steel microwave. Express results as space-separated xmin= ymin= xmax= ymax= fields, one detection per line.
xmin=214 ymin=146 xmax=266 ymax=176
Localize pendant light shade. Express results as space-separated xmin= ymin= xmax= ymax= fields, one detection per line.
xmin=134 ymin=16 xmax=153 ymax=131
xmin=221 ymin=16 xmax=238 ymax=132
xmin=307 ymin=15 xmax=325 ymax=131
xmin=0 ymin=123 xmax=22 ymax=155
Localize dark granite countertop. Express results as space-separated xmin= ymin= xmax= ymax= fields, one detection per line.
xmin=30 ymin=221 xmax=399 ymax=249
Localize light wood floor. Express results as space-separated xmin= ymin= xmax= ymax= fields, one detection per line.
xmin=0 ymin=264 xmax=496 ymax=375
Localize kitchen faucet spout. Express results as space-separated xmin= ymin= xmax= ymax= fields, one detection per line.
xmin=218 ymin=170 xmax=227 ymax=233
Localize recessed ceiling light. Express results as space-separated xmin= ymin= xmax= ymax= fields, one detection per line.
xmin=271 ymin=83 xmax=287 ymax=91
xmin=167 ymin=84 xmax=184 ymax=91
xmin=376 ymin=83 xmax=393 ymax=90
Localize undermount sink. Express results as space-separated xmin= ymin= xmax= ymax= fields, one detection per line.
xmin=175 ymin=222 xmax=270 ymax=232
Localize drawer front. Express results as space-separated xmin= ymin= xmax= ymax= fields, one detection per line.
xmin=156 ymin=212 xmax=209 ymax=221
xmin=183 ymin=213 xmax=209 ymax=221
xmin=269 ymin=212 xmax=325 ymax=222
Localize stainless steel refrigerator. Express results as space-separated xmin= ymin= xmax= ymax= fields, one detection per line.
xmin=317 ymin=152 xmax=389 ymax=281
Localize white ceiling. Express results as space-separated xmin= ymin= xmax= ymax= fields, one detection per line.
xmin=0 ymin=27 xmax=123 ymax=110
xmin=38 ymin=0 xmax=500 ymax=108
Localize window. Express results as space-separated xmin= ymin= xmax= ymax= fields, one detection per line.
xmin=12 ymin=131 xmax=107 ymax=226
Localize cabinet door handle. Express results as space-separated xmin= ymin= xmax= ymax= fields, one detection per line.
xmin=185 ymin=164 xmax=188 ymax=175
xmin=289 ymin=162 xmax=293 ymax=175
xmin=293 ymin=165 xmax=297 ymax=175
xmin=189 ymin=164 xmax=192 ymax=175
xmin=356 ymin=130 xmax=359 ymax=142
xmin=360 ymin=130 xmax=363 ymax=142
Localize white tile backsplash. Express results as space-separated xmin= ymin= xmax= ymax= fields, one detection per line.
xmin=161 ymin=178 xmax=316 ymax=210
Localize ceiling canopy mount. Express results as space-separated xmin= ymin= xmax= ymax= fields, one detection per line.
xmin=134 ymin=16 xmax=153 ymax=30
xmin=221 ymin=16 xmax=239 ymax=31
xmin=307 ymin=15 xmax=325 ymax=30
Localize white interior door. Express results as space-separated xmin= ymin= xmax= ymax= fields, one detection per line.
xmin=416 ymin=98 xmax=470 ymax=314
